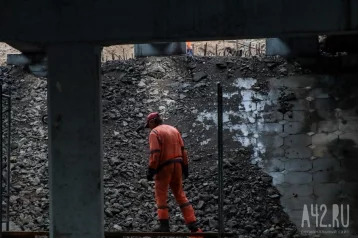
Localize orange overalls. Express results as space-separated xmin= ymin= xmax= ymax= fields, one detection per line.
xmin=186 ymin=42 xmax=193 ymax=55
xmin=148 ymin=124 xmax=196 ymax=224
xmin=186 ymin=42 xmax=192 ymax=50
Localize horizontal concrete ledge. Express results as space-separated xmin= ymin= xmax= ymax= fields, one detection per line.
xmin=134 ymin=42 xmax=186 ymax=57
xmin=7 ymin=54 xmax=48 ymax=77
xmin=296 ymin=54 xmax=358 ymax=70
xmin=2 ymin=222 xmax=21 ymax=232
xmin=2 ymin=231 xmax=235 ymax=237
xmin=6 ymin=54 xmax=32 ymax=66
xmin=266 ymin=37 xmax=319 ymax=58
xmin=28 ymin=64 xmax=47 ymax=77
xmin=6 ymin=41 xmax=45 ymax=54
xmin=7 ymin=54 xmax=47 ymax=66
xmin=0 ymin=0 xmax=358 ymax=44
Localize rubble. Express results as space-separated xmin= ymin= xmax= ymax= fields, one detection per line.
xmin=4 ymin=56 xmax=309 ymax=237
xmin=278 ymin=87 xmax=297 ymax=114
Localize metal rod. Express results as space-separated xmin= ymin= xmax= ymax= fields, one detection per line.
xmin=217 ymin=82 xmax=224 ymax=238
xmin=6 ymin=91 xmax=10 ymax=231
xmin=1 ymin=231 xmax=235 ymax=237
xmin=0 ymin=83 xmax=3 ymax=238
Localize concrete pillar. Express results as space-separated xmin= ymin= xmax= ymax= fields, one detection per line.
xmin=266 ymin=36 xmax=319 ymax=58
xmin=47 ymin=44 xmax=104 ymax=238
xmin=134 ymin=42 xmax=186 ymax=57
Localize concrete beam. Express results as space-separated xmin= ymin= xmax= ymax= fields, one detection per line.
xmin=5 ymin=41 xmax=45 ymax=54
xmin=0 ymin=0 xmax=357 ymax=45
xmin=7 ymin=54 xmax=46 ymax=65
xmin=321 ymin=34 xmax=358 ymax=53
xmin=7 ymin=54 xmax=48 ymax=77
xmin=47 ymin=44 xmax=104 ymax=238
xmin=6 ymin=54 xmax=32 ymax=66
xmin=266 ymin=37 xmax=319 ymax=58
xmin=134 ymin=42 xmax=186 ymax=57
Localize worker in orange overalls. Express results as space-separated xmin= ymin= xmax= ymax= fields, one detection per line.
xmin=186 ymin=42 xmax=193 ymax=56
xmin=145 ymin=112 xmax=203 ymax=237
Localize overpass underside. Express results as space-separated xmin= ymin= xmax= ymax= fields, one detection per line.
xmin=0 ymin=0 xmax=358 ymax=238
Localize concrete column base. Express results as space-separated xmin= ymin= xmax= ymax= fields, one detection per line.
xmin=266 ymin=36 xmax=319 ymax=58
xmin=47 ymin=44 xmax=104 ymax=238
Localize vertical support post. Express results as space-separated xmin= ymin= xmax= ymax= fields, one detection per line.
xmin=6 ymin=91 xmax=11 ymax=231
xmin=217 ymin=83 xmax=224 ymax=238
xmin=0 ymin=86 xmax=2 ymax=236
xmin=47 ymin=44 xmax=104 ymax=238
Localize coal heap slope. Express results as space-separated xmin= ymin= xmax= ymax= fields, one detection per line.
xmin=3 ymin=55 xmax=307 ymax=238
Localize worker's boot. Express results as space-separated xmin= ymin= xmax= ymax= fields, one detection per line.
xmin=153 ymin=219 xmax=170 ymax=232
xmin=187 ymin=222 xmax=204 ymax=238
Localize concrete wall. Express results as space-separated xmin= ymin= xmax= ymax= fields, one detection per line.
xmin=134 ymin=42 xmax=186 ymax=57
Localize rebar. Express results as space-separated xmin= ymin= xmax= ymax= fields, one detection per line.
xmin=6 ymin=91 xmax=11 ymax=231
xmin=0 ymin=85 xmax=3 ymax=238
xmin=217 ymin=83 xmax=224 ymax=238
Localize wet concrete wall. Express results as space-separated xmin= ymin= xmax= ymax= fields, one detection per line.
xmin=194 ymin=74 xmax=358 ymax=237
xmin=266 ymin=37 xmax=319 ymax=57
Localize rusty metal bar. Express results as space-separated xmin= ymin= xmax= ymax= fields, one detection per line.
xmin=2 ymin=231 xmax=235 ymax=238
xmin=0 ymin=86 xmax=3 ymax=238
xmin=6 ymin=91 xmax=11 ymax=232
xmin=217 ymin=83 xmax=224 ymax=237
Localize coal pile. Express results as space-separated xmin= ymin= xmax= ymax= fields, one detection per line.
xmin=5 ymin=56 xmax=308 ymax=237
